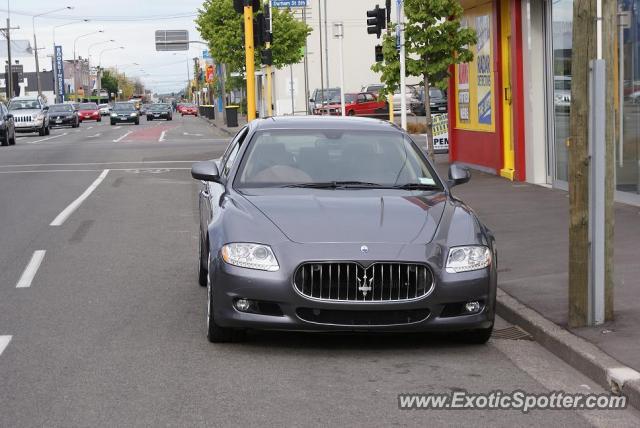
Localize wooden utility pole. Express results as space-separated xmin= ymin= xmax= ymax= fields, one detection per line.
xmin=568 ymin=0 xmax=595 ymax=327
xmin=569 ymin=0 xmax=616 ymax=326
xmin=601 ymin=0 xmax=616 ymax=321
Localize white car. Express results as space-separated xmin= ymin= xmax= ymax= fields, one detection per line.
xmin=393 ymin=88 xmax=420 ymax=114
xmin=7 ymin=96 xmax=50 ymax=136
xmin=98 ymin=103 xmax=112 ymax=115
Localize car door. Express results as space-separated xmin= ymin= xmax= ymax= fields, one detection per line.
xmin=200 ymin=127 xmax=249 ymax=239
xmin=363 ymin=93 xmax=377 ymax=114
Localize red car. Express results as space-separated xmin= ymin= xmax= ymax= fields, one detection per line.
xmin=181 ymin=103 xmax=198 ymax=116
xmin=77 ymin=102 xmax=101 ymax=122
xmin=320 ymin=92 xmax=387 ymax=117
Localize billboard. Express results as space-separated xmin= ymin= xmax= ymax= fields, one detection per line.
xmin=55 ymin=46 xmax=65 ymax=102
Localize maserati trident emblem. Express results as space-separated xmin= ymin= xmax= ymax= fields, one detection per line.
xmin=356 ymin=269 xmax=374 ymax=297
xmin=360 ymin=245 xmax=369 ymax=254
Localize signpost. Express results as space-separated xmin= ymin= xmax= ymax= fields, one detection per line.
xmin=155 ymin=30 xmax=189 ymax=51
xmin=272 ymin=0 xmax=307 ymax=7
xmin=54 ymin=45 xmax=65 ymax=103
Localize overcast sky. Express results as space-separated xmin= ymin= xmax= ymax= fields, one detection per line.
xmin=3 ymin=0 xmax=207 ymax=93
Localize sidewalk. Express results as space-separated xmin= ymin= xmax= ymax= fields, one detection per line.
xmin=202 ymin=111 xmax=248 ymax=136
xmin=433 ymin=154 xmax=640 ymax=372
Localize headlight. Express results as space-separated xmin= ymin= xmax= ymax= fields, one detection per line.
xmin=36 ymin=113 xmax=45 ymax=120
xmin=111 ymin=113 xmax=117 ymax=117
xmin=445 ymin=246 xmax=491 ymax=273
xmin=130 ymin=112 xmax=137 ymax=117
xmin=221 ymin=243 xmax=279 ymax=272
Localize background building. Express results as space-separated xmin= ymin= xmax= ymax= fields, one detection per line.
xmin=448 ymin=0 xmax=640 ymax=206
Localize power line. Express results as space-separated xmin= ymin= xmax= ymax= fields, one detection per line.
xmin=0 ymin=9 xmax=197 ymax=22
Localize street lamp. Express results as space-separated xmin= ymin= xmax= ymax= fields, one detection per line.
xmin=98 ymin=46 xmax=124 ymax=67
xmin=332 ymin=22 xmax=346 ymax=117
xmin=51 ymin=19 xmax=89 ymax=103
xmin=32 ymin=6 xmax=73 ymax=96
xmin=87 ymin=39 xmax=115 ymax=63
xmin=73 ymin=30 xmax=104 ymax=101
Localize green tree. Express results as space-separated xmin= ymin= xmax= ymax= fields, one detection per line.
xmin=101 ymin=69 xmax=119 ymax=99
xmin=405 ymin=0 xmax=476 ymax=159
xmin=372 ymin=1 xmax=475 ymax=159
xmin=196 ymin=0 xmax=311 ymax=72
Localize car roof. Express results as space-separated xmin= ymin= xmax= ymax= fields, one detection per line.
xmin=250 ymin=116 xmax=402 ymax=133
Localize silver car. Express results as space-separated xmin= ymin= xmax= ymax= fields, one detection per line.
xmin=8 ymin=96 xmax=50 ymax=136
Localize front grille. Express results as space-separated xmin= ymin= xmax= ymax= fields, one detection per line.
xmin=293 ymin=262 xmax=433 ymax=302
xmin=15 ymin=115 xmax=32 ymax=123
xmin=296 ymin=307 xmax=430 ymax=326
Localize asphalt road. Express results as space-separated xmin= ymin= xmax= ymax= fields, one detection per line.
xmin=0 ymin=113 xmax=639 ymax=427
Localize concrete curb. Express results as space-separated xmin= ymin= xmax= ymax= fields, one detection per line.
xmin=496 ymin=288 xmax=640 ymax=409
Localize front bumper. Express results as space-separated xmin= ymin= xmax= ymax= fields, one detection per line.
xmin=15 ymin=119 xmax=44 ymax=133
xmin=50 ymin=117 xmax=76 ymax=126
xmin=111 ymin=115 xmax=138 ymax=122
xmin=209 ymin=244 xmax=495 ymax=333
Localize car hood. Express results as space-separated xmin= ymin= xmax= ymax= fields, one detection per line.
xmin=243 ymin=191 xmax=447 ymax=244
xmin=79 ymin=109 xmax=98 ymax=113
xmin=9 ymin=109 xmax=42 ymax=116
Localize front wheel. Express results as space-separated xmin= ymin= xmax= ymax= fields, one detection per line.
xmin=347 ymin=110 xmax=355 ymax=116
xmin=135 ymin=119 xmax=140 ymax=125
xmin=110 ymin=121 xmax=115 ymax=126
xmin=9 ymin=130 xmax=16 ymax=145
xmin=38 ymin=125 xmax=46 ymax=136
xmin=198 ymin=232 xmax=208 ymax=287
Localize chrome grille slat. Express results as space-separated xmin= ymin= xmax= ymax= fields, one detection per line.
xmin=294 ymin=262 xmax=433 ymax=303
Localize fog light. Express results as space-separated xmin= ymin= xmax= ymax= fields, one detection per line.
xmin=235 ymin=298 xmax=252 ymax=312
xmin=464 ymin=301 xmax=481 ymax=313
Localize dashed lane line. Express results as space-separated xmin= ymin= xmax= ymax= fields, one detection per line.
xmin=50 ymin=169 xmax=110 ymax=226
xmin=26 ymin=133 xmax=68 ymax=144
xmin=0 ymin=336 xmax=11 ymax=356
xmin=159 ymin=130 xmax=167 ymax=142
xmin=16 ymin=250 xmax=46 ymax=288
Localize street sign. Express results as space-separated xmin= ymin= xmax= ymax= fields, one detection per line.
xmin=155 ymin=30 xmax=189 ymax=51
xmin=202 ymin=50 xmax=211 ymax=59
xmin=272 ymin=0 xmax=307 ymax=8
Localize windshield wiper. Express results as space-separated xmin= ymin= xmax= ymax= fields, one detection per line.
xmin=389 ymin=183 xmax=441 ymax=190
xmin=282 ymin=181 xmax=383 ymax=189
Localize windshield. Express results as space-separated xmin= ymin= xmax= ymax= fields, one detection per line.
xmin=429 ymin=88 xmax=445 ymax=99
xmin=235 ymin=130 xmax=441 ymax=189
xmin=113 ymin=103 xmax=135 ymax=112
xmin=79 ymin=103 xmax=98 ymax=110
xmin=8 ymin=100 xmax=40 ymax=110
xmin=48 ymin=105 xmax=74 ymax=113
xmin=149 ymin=104 xmax=170 ymax=111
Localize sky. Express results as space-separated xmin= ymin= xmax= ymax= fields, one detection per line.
xmin=3 ymin=0 xmax=207 ymax=93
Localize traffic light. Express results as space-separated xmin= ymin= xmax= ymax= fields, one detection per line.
xmin=233 ymin=0 xmax=261 ymax=14
xmin=366 ymin=5 xmax=386 ymax=39
xmin=254 ymin=13 xmax=269 ymax=46
xmin=261 ymin=48 xmax=273 ymax=66
xmin=375 ymin=45 xmax=384 ymax=62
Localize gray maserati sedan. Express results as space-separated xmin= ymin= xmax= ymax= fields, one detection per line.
xmin=192 ymin=116 xmax=497 ymax=343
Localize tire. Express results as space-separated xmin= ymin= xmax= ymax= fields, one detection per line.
xmin=38 ymin=125 xmax=46 ymax=136
xmin=97 ymin=118 xmax=101 ymax=122
xmin=45 ymin=125 xmax=50 ymax=135
xmin=9 ymin=130 xmax=16 ymax=145
xmin=206 ymin=261 xmax=245 ymax=343
xmin=1 ymin=132 xmax=8 ymax=146
xmin=458 ymin=325 xmax=493 ymax=345
xmin=347 ymin=110 xmax=355 ymax=116
xmin=168 ymin=116 xmax=172 ymax=121
xmin=147 ymin=117 xmax=152 ymax=121
xmin=135 ymin=119 xmax=140 ymax=125
xmin=198 ymin=233 xmax=208 ymax=287
xmin=110 ymin=120 xmax=115 ymax=125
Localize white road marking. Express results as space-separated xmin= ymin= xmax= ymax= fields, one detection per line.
xmin=50 ymin=169 xmax=110 ymax=226
xmin=87 ymin=126 xmax=93 ymax=130
xmin=16 ymin=250 xmax=46 ymax=288
xmin=0 ymin=168 xmax=189 ymax=174
xmin=113 ymin=131 xmax=132 ymax=143
xmin=183 ymin=132 xmax=203 ymax=137
xmin=87 ymin=133 xmax=101 ymax=138
xmin=159 ymin=130 xmax=167 ymax=142
xmin=0 ymin=160 xmax=199 ymax=168
xmin=0 ymin=336 xmax=11 ymax=356
xmin=26 ymin=133 xmax=68 ymax=144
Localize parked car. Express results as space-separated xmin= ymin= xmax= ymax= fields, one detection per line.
xmin=77 ymin=102 xmax=101 ymax=122
xmin=146 ymin=103 xmax=173 ymax=121
xmin=181 ymin=103 xmax=198 ymax=116
xmin=361 ymin=84 xmax=385 ymax=97
xmin=320 ymin=92 xmax=387 ymax=117
xmin=392 ymin=87 xmax=420 ymax=114
xmin=110 ymin=102 xmax=140 ymax=125
xmin=411 ymin=86 xmax=448 ymax=116
xmin=98 ymin=103 xmax=111 ymax=115
xmin=7 ymin=96 xmax=50 ymax=136
xmin=191 ymin=116 xmax=497 ymax=343
xmin=0 ymin=103 xmax=16 ymax=146
xmin=48 ymin=103 xmax=80 ymax=128
xmin=309 ymin=87 xmax=341 ymax=114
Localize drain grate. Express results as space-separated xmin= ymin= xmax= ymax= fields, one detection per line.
xmin=492 ymin=325 xmax=533 ymax=341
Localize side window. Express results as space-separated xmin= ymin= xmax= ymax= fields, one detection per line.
xmin=221 ymin=128 xmax=248 ymax=178
xmin=365 ymin=94 xmax=375 ymax=102
xmin=357 ymin=94 xmax=366 ymax=103
xmin=220 ymin=127 xmax=248 ymax=166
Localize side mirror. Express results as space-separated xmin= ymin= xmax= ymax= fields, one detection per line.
xmin=309 ymin=98 xmax=315 ymax=103
xmin=191 ymin=161 xmax=220 ymax=182
xmin=43 ymin=106 xmax=49 ymax=111
xmin=5 ymin=113 xmax=12 ymax=119
xmin=448 ymin=164 xmax=471 ymax=187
